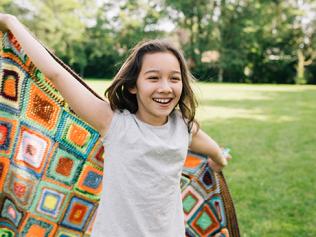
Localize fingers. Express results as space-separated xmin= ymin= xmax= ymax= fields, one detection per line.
xmin=0 ymin=13 xmax=15 ymax=32
xmin=208 ymin=147 xmax=232 ymax=172
xmin=226 ymin=154 xmax=232 ymax=161
xmin=208 ymin=158 xmax=224 ymax=172
xmin=222 ymin=147 xmax=232 ymax=160
xmin=0 ymin=14 xmax=9 ymax=32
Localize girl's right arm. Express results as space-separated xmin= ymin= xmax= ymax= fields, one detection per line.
xmin=0 ymin=14 xmax=113 ymax=137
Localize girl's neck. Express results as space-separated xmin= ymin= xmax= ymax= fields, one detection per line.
xmin=135 ymin=111 xmax=168 ymax=126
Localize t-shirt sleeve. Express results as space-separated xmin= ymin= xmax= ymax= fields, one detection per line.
xmin=174 ymin=109 xmax=192 ymax=148
xmin=102 ymin=110 xmax=125 ymax=145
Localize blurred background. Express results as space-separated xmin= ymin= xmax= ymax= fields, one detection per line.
xmin=1 ymin=0 xmax=315 ymax=84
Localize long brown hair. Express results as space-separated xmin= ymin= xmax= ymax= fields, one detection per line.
xmin=105 ymin=39 xmax=198 ymax=132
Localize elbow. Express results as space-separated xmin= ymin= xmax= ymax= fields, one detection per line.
xmin=36 ymin=55 xmax=66 ymax=83
xmin=47 ymin=70 xmax=60 ymax=82
xmin=45 ymin=67 xmax=64 ymax=84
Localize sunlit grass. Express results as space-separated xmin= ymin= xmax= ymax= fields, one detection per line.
xmin=86 ymin=79 xmax=316 ymax=237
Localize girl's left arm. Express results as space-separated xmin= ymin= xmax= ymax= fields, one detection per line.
xmin=189 ymin=125 xmax=230 ymax=170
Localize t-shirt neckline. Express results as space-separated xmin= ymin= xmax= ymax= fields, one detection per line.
xmin=132 ymin=113 xmax=170 ymax=129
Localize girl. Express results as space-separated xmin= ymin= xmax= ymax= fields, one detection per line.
xmin=0 ymin=14 xmax=231 ymax=236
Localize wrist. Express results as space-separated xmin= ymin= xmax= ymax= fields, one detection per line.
xmin=213 ymin=151 xmax=227 ymax=167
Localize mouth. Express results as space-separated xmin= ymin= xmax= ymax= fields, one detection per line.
xmin=152 ymin=98 xmax=173 ymax=105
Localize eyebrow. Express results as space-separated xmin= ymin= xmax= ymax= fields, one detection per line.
xmin=144 ymin=69 xmax=181 ymax=74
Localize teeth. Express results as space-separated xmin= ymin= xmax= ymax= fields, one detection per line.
xmin=153 ymin=98 xmax=172 ymax=104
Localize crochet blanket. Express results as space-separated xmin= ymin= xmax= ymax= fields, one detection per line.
xmin=0 ymin=31 xmax=240 ymax=237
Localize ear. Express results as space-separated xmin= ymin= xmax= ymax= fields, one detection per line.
xmin=128 ymin=87 xmax=137 ymax=94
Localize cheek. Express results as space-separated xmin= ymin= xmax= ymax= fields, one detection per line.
xmin=176 ymin=83 xmax=183 ymax=97
xmin=137 ymin=83 xmax=155 ymax=98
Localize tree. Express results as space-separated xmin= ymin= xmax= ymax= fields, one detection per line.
xmin=5 ymin=0 xmax=314 ymax=83
xmin=83 ymin=0 xmax=166 ymax=78
xmin=165 ymin=0 xmax=218 ymax=80
xmin=294 ymin=0 xmax=316 ymax=84
xmin=217 ymin=0 xmax=253 ymax=82
xmin=4 ymin=0 xmax=96 ymax=76
xmin=83 ymin=2 xmax=119 ymax=78
xmin=242 ymin=0 xmax=304 ymax=83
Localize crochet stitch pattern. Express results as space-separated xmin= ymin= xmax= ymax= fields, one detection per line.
xmin=0 ymin=31 xmax=239 ymax=236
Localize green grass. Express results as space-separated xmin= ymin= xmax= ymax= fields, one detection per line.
xmin=86 ymin=80 xmax=316 ymax=237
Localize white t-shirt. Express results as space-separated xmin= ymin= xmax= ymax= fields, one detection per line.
xmin=91 ymin=109 xmax=190 ymax=236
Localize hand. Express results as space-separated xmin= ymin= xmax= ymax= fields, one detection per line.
xmin=0 ymin=13 xmax=16 ymax=32
xmin=207 ymin=149 xmax=232 ymax=172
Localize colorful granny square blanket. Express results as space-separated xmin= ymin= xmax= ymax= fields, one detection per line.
xmin=0 ymin=31 xmax=239 ymax=236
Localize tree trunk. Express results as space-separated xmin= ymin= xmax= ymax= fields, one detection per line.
xmin=219 ymin=67 xmax=223 ymax=82
xmin=295 ymin=49 xmax=306 ymax=84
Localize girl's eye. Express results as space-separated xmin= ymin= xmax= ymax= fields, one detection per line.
xmin=148 ymin=76 xmax=159 ymax=80
xmin=171 ymin=77 xmax=181 ymax=81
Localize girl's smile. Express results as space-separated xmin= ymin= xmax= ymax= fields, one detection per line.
xmin=129 ymin=52 xmax=183 ymax=126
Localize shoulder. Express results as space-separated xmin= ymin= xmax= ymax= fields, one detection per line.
xmin=171 ymin=109 xmax=199 ymax=136
xmin=109 ymin=109 xmax=133 ymax=127
xmin=101 ymin=109 xmax=132 ymax=141
xmin=170 ymin=109 xmax=189 ymax=131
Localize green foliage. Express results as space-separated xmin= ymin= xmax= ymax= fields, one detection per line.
xmin=72 ymin=0 xmax=166 ymax=78
xmin=6 ymin=0 xmax=95 ymax=75
xmin=4 ymin=0 xmax=316 ymax=83
xmin=165 ymin=0 xmax=217 ymax=80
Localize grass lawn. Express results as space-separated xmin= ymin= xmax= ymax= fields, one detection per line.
xmin=86 ymin=80 xmax=316 ymax=237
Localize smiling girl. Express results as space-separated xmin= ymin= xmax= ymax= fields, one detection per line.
xmin=0 ymin=14 xmax=231 ymax=236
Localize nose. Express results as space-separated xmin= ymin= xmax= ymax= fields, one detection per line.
xmin=158 ymin=78 xmax=172 ymax=93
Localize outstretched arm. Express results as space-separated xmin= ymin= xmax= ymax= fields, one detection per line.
xmin=189 ymin=124 xmax=231 ymax=171
xmin=0 ymin=14 xmax=112 ymax=137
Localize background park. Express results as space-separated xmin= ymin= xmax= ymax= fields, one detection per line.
xmin=2 ymin=0 xmax=316 ymax=236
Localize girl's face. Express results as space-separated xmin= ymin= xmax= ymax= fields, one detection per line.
xmin=129 ymin=52 xmax=183 ymax=126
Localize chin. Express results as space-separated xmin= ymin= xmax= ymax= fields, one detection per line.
xmin=156 ymin=110 xmax=173 ymax=119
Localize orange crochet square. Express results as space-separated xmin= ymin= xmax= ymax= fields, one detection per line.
xmin=26 ymin=83 xmax=60 ymax=131
xmin=69 ymin=203 xmax=88 ymax=224
xmin=0 ymin=62 xmax=27 ymax=112
xmin=3 ymin=75 xmax=17 ymax=99
xmin=95 ymin=145 xmax=104 ymax=163
xmin=55 ymin=157 xmax=73 ymax=177
xmin=13 ymin=126 xmax=51 ymax=174
xmin=19 ymin=214 xmax=57 ymax=237
xmin=191 ymin=204 xmax=220 ymax=235
xmin=0 ymin=124 xmax=8 ymax=145
xmin=77 ymin=164 xmax=103 ymax=195
xmin=0 ymin=157 xmax=10 ymax=191
xmin=67 ymin=124 xmax=89 ymax=147
xmin=88 ymin=141 xmax=105 ymax=168
xmin=184 ymin=155 xmax=203 ymax=169
xmin=0 ymin=117 xmax=17 ymax=156
xmin=26 ymin=225 xmax=46 ymax=237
